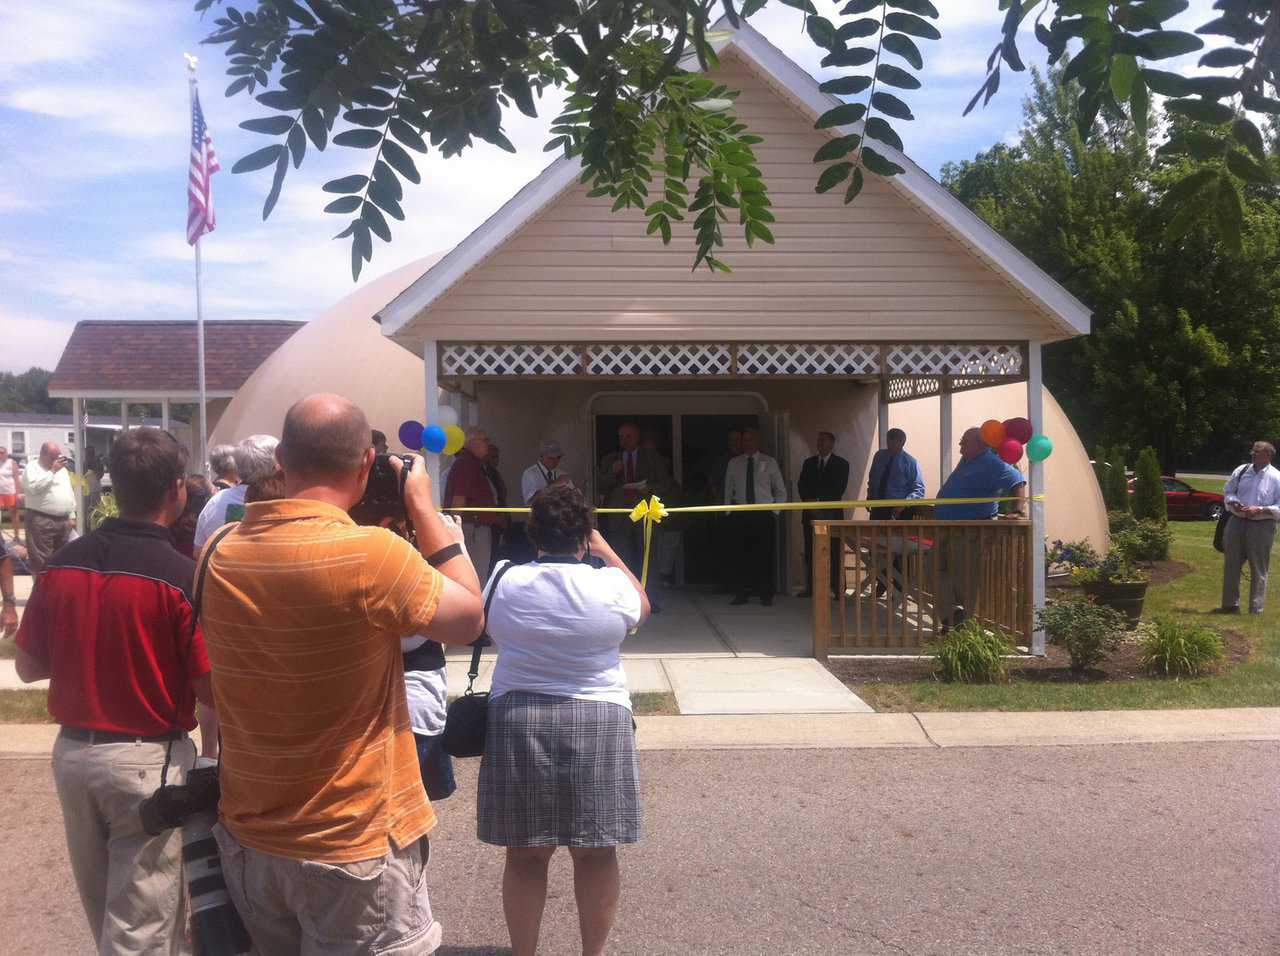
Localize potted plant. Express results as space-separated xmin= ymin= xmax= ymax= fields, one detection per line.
xmin=1071 ymin=548 xmax=1148 ymax=627
xmin=1046 ymin=538 xmax=1100 ymax=580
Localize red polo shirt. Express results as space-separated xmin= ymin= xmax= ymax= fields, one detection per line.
xmin=445 ymin=449 xmax=503 ymax=526
xmin=16 ymin=518 xmax=209 ymax=735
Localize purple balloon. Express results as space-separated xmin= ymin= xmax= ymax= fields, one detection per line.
xmin=422 ymin=424 xmax=447 ymax=454
xmin=398 ymin=420 xmax=424 ymax=450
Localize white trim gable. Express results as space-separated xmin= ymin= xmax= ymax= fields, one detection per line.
xmin=377 ymin=20 xmax=1091 ymax=344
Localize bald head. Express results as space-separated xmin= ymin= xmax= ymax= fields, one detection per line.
xmin=279 ymin=394 xmax=371 ymax=479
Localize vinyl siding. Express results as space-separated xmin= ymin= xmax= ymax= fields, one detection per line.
xmin=416 ymin=51 xmax=1060 ymax=343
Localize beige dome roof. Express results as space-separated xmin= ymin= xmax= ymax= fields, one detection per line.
xmin=210 ymin=255 xmax=443 ymax=450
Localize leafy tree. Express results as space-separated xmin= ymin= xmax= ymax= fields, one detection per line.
xmin=1105 ymin=443 xmax=1130 ymax=514
xmin=1130 ymin=446 xmax=1168 ymax=523
xmin=0 ymin=369 xmax=68 ymax=415
xmin=196 ymin=1 xmax=1278 ymax=277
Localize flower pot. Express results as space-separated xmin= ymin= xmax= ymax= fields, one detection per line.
xmin=1081 ymin=581 xmax=1148 ymax=628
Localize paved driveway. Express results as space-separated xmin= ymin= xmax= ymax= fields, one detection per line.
xmin=2 ymin=741 xmax=1276 ymax=954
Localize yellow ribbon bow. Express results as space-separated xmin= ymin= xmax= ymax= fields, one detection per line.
xmin=627 ymin=495 xmax=667 ymax=588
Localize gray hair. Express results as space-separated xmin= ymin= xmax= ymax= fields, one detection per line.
xmin=540 ymin=439 xmax=563 ymax=457
xmin=1256 ymin=441 xmax=1276 ymax=458
xmin=234 ymin=434 xmax=279 ymax=483
xmin=208 ymin=443 xmax=237 ymax=478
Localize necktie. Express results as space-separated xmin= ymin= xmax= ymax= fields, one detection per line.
xmin=625 ymin=452 xmax=635 ymax=483
xmin=746 ymin=456 xmax=756 ymax=504
xmin=874 ymin=453 xmax=892 ymax=502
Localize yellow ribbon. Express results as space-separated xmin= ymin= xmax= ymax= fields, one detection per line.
xmin=625 ymin=495 xmax=668 ymax=587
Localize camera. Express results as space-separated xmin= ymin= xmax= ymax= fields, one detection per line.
xmin=350 ymin=453 xmax=414 ymax=524
xmin=139 ymin=762 xmax=220 ymax=836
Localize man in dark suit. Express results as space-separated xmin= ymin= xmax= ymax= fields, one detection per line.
xmin=598 ymin=422 xmax=673 ymax=607
xmin=797 ymin=431 xmax=850 ymax=597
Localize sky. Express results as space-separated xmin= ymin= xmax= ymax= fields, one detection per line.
xmin=0 ymin=0 xmax=1218 ymax=373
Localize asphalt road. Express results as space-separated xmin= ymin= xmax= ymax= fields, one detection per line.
xmin=1 ymin=741 xmax=1276 ymax=955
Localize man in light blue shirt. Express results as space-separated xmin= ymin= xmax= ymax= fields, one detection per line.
xmin=1218 ymin=440 xmax=1279 ymax=614
xmin=866 ymin=428 xmax=925 ymax=519
xmin=932 ymin=427 xmax=1028 ymax=627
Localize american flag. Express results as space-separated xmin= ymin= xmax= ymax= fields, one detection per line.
xmin=187 ymin=83 xmax=220 ymax=245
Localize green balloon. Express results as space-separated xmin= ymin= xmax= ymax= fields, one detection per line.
xmin=1026 ymin=434 xmax=1053 ymax=462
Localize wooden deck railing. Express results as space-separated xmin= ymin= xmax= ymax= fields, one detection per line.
xmin=812 ymin=519 xmax=1033 ymax=658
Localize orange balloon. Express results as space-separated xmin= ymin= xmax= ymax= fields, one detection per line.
xmin=980 ymin=419 xmax=1006 ymax=448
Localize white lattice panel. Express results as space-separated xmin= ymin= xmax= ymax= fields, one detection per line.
xmin=886 ymin=376 xmax=941 ymax=402
xmin=587 ymin=343 xmax=733 ymax=376
xmin=736 ymin=343 xmax=879 ymax=375
xmin=441 ymin=343 xmax=582 ymax=376
xmin=887 ymin=344 xmax=1023 ymax=377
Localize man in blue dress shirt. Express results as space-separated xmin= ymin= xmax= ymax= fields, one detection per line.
xmin=932 ymin=427 xmax=1027 ymax=628
xmin=866 ymin=428 xmax=925 ymax=519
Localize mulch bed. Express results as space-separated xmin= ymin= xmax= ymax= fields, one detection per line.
xmin=826 ymin=558 xmax=1249 ymax=687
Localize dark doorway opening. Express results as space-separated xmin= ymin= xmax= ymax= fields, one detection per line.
xmin=680 ymin=413 xmax=760 ymax=585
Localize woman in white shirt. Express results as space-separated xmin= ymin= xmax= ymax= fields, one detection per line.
xmin=477 ymin=484 xmax=650 ymax=956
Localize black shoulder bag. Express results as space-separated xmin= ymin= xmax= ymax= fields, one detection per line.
xmin=441 ymin=560 xmax=516 ymax=758
xmin=1213 ymin=465 xmax=1248 ymax=554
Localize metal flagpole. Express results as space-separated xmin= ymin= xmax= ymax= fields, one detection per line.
xmin=187 ymin=56 xmax=209 ymax=473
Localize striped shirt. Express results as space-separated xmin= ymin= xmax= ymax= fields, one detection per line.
xmin=200 ymin=499 xmax=444 ymax=863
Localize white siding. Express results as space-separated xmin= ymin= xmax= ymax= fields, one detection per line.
xmin=414 ymin=52 xmax=1059 ymax=343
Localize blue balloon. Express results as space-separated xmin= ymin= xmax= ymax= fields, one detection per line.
xmin=397 ymin=420 xmax=423 ymax=449
xmin=422 ymin=424 xmax=447 ymax=454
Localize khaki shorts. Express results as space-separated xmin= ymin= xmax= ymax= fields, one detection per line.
xmin=213 ymin=825 xmax=441 ymax=955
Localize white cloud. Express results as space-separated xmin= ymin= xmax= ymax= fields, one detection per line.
xmin=0 ymin=309 xmax=76 ymax=372
xmin=6 ymin=84 xmax=182 ymax=140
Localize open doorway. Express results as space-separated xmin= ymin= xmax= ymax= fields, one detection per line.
xmin=680 ymin=414 xmax=760 ymax=585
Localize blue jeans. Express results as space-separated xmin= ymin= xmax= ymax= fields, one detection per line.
xmin=414 ymin=733 xmax=457 ymax=801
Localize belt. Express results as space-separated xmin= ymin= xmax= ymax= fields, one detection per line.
xmin=60 ymin=726 xmax=187 ymax=745
xmin=24 ymin=509 xmax=72 ymax=521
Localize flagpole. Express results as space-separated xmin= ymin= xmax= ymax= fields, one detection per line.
xmin=187 ymin=57 xmax=209 ymax=474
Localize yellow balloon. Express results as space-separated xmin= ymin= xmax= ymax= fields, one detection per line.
xmin=442 ymin=425 xmax=466 ymax=456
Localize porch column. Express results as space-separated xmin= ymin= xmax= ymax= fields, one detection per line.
xmin=877 ymin=383 xmax=889 ymax=450
xmin=423 ymin=339 xmax=441 ymax=506
xmin=1027 ymin=343 xmax=1047 ymax=655
xmin=938 ymin=381 xmax=953 ymax=491
xmin=161 ymin=398 xmax=171 ymax=433
xmin=120 ymin=401 xmax=128 ymax=431
xmin=72 ymin=397 xmax=86 ymax=529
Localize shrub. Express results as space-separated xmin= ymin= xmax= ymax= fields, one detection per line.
xmin=1107 ymin=510 xmax=1138 ymax=536
xmin=1071 ymin=548 xmax=1147 ymax=585
xmin=1114 ymin=519 xmax=1172 ymax=562
xmin=1131 ymin=447 xmax=1168 ymax=524
xmin=927 ymin=621 xmax=1014 ymax=683
xmin=1105 ymin=444 xmax=1131 ymax=513
xmin=1036 ymin=599 xmax=1128 ymax=673
xmin=1140 ymin=618 xmax=1224 ymax=677
xmin=1047 ymin=538 xmax=1100 ymax=574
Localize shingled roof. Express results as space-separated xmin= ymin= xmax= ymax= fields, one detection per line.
xmin=48 ymin=320 xmax=305 ymax=396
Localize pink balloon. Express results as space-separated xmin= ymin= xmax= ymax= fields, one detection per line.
xmin=1003 ymin=417 xmax=1033 ymax=444
xmin=998 ymin=438 xmax=1024 ymax=464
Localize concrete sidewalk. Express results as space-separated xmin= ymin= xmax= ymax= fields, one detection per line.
xmin=2 ymin=707 xmax=1276 ymax=757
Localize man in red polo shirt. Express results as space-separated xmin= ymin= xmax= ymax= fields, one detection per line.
xmin=16 ymin=428 xmax=212 ymax=955
xmin=445 ymin=426 xmax=502 ymax=579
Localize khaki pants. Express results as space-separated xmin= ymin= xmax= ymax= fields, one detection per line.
xmin=1222 ymin=517 xmax=1276 ymax=613
xmin=24 ymin=510 xmax=72 ymax=575
xmin=463 ymin=522 xmax=493 ymax=583
xmin=213 ymin=825 xmax=441 ymax=955
xmin=930 ymin=530 xmax=984 ymax=626
xmin=52 ymin=733 xmax=194 ymax=956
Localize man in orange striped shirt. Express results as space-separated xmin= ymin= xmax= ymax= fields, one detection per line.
xmin=201 ymin=394 xmax=484 ymax=955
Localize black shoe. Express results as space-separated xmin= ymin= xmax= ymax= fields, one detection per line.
xmin=1210 ymin=606 xmax=1240 ymax=615
xmin=729 ymin=595 xmax=749 ymax=606
xmin=761 ymin=595 xmax=774 ymax=607
xmin=875 ymin=581 xmax=887 ymax=598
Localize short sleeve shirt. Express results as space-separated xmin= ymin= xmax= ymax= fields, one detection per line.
xmin=935 ymin=450 xmax=1025 ymax=520
xmin=193 ymin=483 xmax=248 ymax=550
xmin=486 ymin=557 xmax=642 ymax=710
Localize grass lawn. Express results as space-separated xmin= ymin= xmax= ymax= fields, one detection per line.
xmin=851 ymin=522 xmax=1280 ymax=712
xmin=0 ymin=689 xmax=52 ymax=723
xmin=1185 ymin=476 xmax=1226 ymax=494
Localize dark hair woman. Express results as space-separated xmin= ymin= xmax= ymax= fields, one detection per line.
xmin=477 ymin=484 xmax=650 ymax=956
xmin=170 ymin=474 xmax=212 ymax=558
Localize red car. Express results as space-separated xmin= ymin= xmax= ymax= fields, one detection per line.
xmin=1127 ymin=476 xmax=1225 ymax=520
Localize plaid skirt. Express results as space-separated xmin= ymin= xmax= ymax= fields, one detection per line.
xmin=477 ymin=691 xmax=642 ymax=848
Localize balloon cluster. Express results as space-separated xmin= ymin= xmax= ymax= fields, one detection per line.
xmin=980 ymin=417 xmax=1053 ymax=465
xmin=398 ymin=419 xmax=465 ymax=456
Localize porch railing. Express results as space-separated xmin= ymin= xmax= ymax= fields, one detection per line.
xmin=812 ymin=519 xmax=1033 ymax=657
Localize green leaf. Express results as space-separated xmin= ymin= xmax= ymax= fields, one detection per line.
xmin=324 ymin=195 xmax=362 ymax=214
xmin=323 ymin=175 xmax=368 ymax=194
xmin=262 ymin=152 xmax=287 ymax=220
xmin=333 ymin=128 xmax=382 ymax=148
xmin=1163 ymin=202 xmax=1197 ymax=242
xmin=1130 ymin=77 xmax=1149 ymax=138
xmin=225 ymin=76 xmax=252 ymax=98
xmin=388 ymin=118 xmax=427 ymax=152
xmin=871 ymin=90 xmax=914 ymax=120
xmin=1109 ymin=53 xmax=1138 ymax=102
xmin=746 ymin=219 xmax=775 ymax=244
xmin=381 ymin=139 xmax=421 ymax=184
xmin=876 ymin=63 xmax=921 ymax=90
xmin=1164 ymin=168 xmax=1218 ymax=205
xmin=1164 ymin=98 xmax=1234 ymax=125
xmin=813 ymin=134 xmax=861 ymax=162
xmin=865 ymin=116 xmax=903 ymax=151
xmin=1225 ymin=150 xmax=1271 ymax=184
xmin=887 ymin=0 xmax=939 ymax=17
xmin=1180 ymin=76 xmax=1243 ymax=99
xmin=816 ymin=162 xmax=854 ymax=193
xmin=240 ymin=116 xmax=294 ymax=135
xmin=1230 ymin=119 xmax=1266 ymax=163
xmin=818 ymin=76 xmax=873 ymax=95
xmin=301 ymin=106 xmax=327 ymax=150
xmin=287 ymin=124 xmax=305 ymax=168
xmin=1213 ymin=174 xmax=1243 ymax=255
xmin=836 ymin=18 xmax=881 ymax=41
xmin=256 ymin=90 xmax=306 ymax=110
xmin=1136 ymin=30 xmax=1204 ymax=59
xmin=822 ymin=47 xmax=877 ymax=68
xmin=806 ymin=15 xmax=838 ymax=50
xmin=883 ymin=12 xmax=941 ymax=41
xmin=231 ymin=144 xmax=285 ymax=174
xmin=361 ymin=201 xmax=391 ymax=242
xmin=816 ymin=102 xmax=867 ymax=128
xmin=1139 ymin=69 xmax=1187 ymax=97
xmin=1184 ymin=131 xmax=1226 ymax=161
xmin=882 ymin=33 xmax=923 ymax=70
xmin=344 ymin=108 xmax=388 ymax=128
xmin=501 ymin=71 xmax=538 ymax=118
xmin=843 ymin=165 xmax=865 ymax=202
xmin=840 ymin=0 xmax=881 ymax=12
xmin=861 ymin=146 xmax=905 ymax=177
xmin=1198 ymin=46 xmax=1253 ymax=69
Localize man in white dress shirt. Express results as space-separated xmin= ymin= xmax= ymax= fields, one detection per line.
xmin=521 ymin=440 xmax=571 ymax=504
xmin=1217 ymin=440 xmax=1280 ymax=615
xmin=21 ymin=442 xmax=77 ymax=578
xmin=724 ymin=427 xmax=787 ymax=606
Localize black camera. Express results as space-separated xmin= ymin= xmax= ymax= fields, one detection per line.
xmin=139 ymin=763 xmax=221 ymax=836
xmin=350 ymin=453 xmax=414 ymax=524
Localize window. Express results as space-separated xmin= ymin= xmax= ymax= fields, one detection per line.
xmin=10 ymin=431 xmax=24 ymax=456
